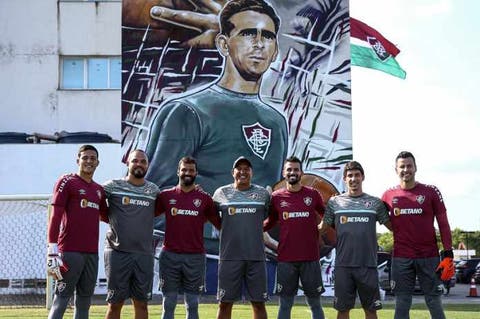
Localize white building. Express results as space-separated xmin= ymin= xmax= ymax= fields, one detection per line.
xmin=0 ymin=1 xmax=124 ymax=296
xmin=1 ymin=0 xmax=121 ymax=141
xmin=0 ymin=0 xmax=124 ymax=195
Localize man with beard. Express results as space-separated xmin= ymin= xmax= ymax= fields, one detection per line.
xmin=264 ymin=156 xmax=326 ymax=319
xmin=156 ymin=156 xmax=221 ymax=319
xmin=382 ymin=152 xmax=452 ymax=319
xmin=103 ymin=149 xmax=161 ymax=319
xmin=319 ymin=161 xmax=391 ymax=319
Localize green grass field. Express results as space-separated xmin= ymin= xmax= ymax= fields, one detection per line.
xmin=1 ymin=303 xmax=479 ymax=319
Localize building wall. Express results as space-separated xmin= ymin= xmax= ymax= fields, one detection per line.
xmin=59 ymin=1 xmax=121 ymax=55
xmin=0 ymin=0 xmax=121 ymax=140
xmin=0 ymin=143 xmax=124 ymax=195
xmin=0 ymin=0 xmax=128 ymax=294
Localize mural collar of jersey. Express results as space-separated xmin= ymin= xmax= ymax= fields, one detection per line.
xmin=242 ymin=122 xmax=271 ymax=160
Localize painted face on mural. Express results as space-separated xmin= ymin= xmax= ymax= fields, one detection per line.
xmin=224 ymin=11 xmax=278 ymax=81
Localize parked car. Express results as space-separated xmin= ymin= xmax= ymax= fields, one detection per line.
xmin=472 ymin=260 xmax=480 ymax=284
xmin=377 ymin=252 xmax=392 ymax=292
xmin=455 ymin=258 xmax=480 ymax=283
xmin=377 ymin=252 xmax=456 ymax=294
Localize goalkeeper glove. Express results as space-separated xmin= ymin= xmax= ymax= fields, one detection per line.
xmin=436 ymin=249 xmax=454 ymax=281
xmin=47 ymin=243 xmax=67 ymax=281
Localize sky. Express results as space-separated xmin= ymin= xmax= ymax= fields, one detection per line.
xmin=349 ymin=0 xmax=480 ymax=232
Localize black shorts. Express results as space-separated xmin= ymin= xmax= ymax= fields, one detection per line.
xmin=55 ymin=252 xmax=98 ymax=298
xmin=104 ymin=249 xmax=154 ymax=303
xmin=334 ymin=266 xmax=382 ymax=311
xmin=217 ymin=260 xmax=268 ymax=302
xmin=391 ymin=257 xmax=443 ymax=296
xmin=275 ymin=261 xmax=324 ymax=297
xmin=159 ymin=250 xmax=206 ymax=294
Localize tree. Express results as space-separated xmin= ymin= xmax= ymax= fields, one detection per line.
xmin=450 ymin=228 xmax=480 ymax=258
xmin=377 ymin=232 xmax=393 ymax=253
xmin=378 ymin=228 xmax=480 ymax=257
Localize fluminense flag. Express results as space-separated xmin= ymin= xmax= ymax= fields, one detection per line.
xmin=350 ymin=17 xmax=406 ymax=79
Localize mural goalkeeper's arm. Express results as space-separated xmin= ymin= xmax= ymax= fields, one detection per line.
xmin=145 ymin=102 xmax=202 ymax=189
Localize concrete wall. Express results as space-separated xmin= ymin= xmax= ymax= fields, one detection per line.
xmin=0 ymin=143 xmax=123 ymax=293
xmin=0 ymin=0 xmax=121 ymax=141
xmin=59 ymin=1 xmax=121 ymax=55
xmin=0 ymin=143 xmax=124 ymax=194
xmin=0 ymin=0 xmax=122 ymax=294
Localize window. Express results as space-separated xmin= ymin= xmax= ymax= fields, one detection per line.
xmin=61 ymin=56 xmax=121 ymax=89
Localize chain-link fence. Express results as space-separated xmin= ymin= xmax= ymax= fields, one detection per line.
xmin=0 ymin=195 xmax=50 ymax=307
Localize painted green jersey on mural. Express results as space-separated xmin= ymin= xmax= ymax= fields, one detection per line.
xmin=145 ymin=84 xmax=288 ymax=195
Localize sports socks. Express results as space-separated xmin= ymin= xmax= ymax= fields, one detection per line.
xmin=306 ymin=295 xmax=325 ymax=319
xmin=161 ymin=292 xmax=177 ymax=319
xmin=73 ymin=295 xmax=91 ymax=319
xmin=184 ymin=293 xmax=200 ymax=319
xmin=394 ymin=293 xmax=412 ymax=319
xmin=48 ymin=295 xmax=70 ymax=319
xmin=424 ymin=294 xmax=446 ymax=319
xmin=277 ymin=295 xmax=294 ymax=319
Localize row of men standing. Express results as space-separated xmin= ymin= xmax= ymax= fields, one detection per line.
xmin=46 ymin=145 xmax=454 ymax=319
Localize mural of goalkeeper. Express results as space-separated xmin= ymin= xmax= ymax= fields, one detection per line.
xmin=144 ymin=0 xmax=288 ymax=196
xmin=122 ymin=0 xmax=347 ymax=272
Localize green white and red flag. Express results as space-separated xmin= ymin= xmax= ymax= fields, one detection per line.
xmin=350 ymin=17 xmax=406 ymax=79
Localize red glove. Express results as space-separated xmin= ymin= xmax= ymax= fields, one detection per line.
xmin=436 ymin=250 xmax=454 ymax=281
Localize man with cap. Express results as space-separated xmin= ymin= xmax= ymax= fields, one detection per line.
xmin=212 ymin=156 xmax=271 ymax=319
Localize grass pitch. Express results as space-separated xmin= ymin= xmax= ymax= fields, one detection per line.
xmin=1 ymin=302 xmax=479 ymax=319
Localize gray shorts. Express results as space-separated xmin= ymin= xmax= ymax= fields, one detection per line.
xmin=275 ymin=261 xmax=324 ymax=297
xmin=334 ymin=266 xmax=382 ymax=312
xmin=217 ymin=260 xmax=268 ymax=302
xmin=159 ymin=249 xmax=206 ymax=294
xmin=104 ymin=249 xmax=154 ymax=303
xmin=391 ymin=257 xmax=443 ymax=296
xmin=55 ymin=252 xmax=98 ymax=298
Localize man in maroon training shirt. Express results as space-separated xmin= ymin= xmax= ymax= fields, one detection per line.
xmin=47 ymin=144 xmax=108 ymax=319
xmin=264 ymin=156 xmax=326 ymax=319
xmin=156 ymin=156 xmax=221 ymax=319
xmin=382 ymin=151 xmax=453 ymax=319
